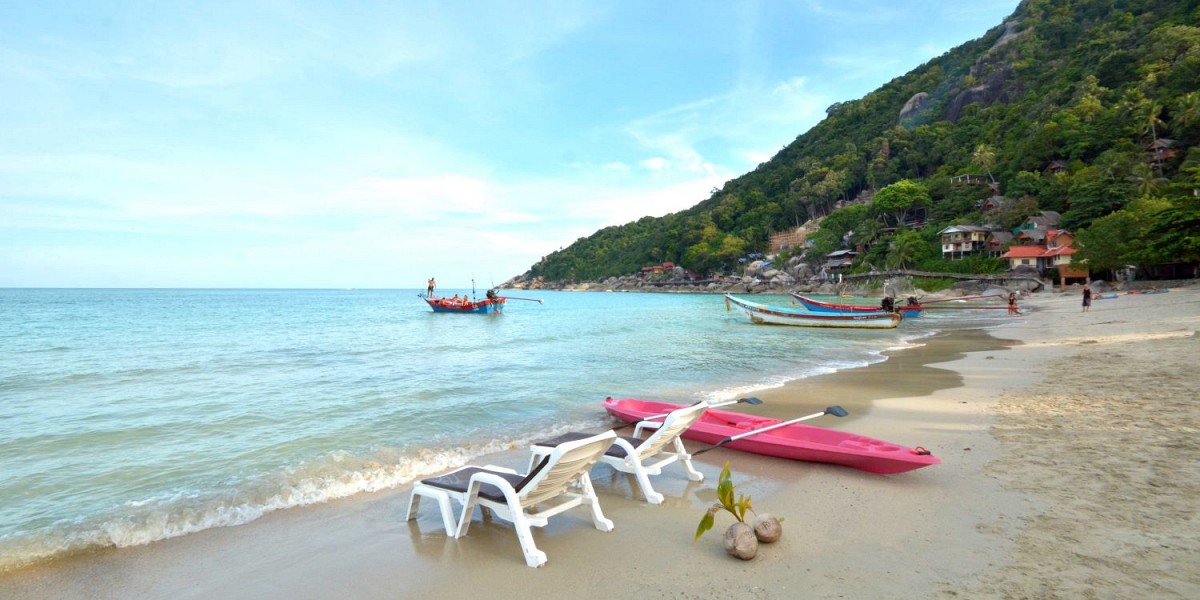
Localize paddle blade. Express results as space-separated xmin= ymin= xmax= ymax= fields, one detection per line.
xmin=826 ymin=406 xmax=849 ymax=418
xmin=740 ymin=396 xmax=763 ymax=405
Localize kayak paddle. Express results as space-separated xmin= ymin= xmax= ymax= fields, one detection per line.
xmin=694 ymin=405 xmax=849 ymax=455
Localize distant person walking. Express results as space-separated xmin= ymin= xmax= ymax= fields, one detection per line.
xmin=1008 ymin=291 xmax=1019 ymax=315
xmin=427 ymin=277 xmax=436 ymax=297
xmin=1082 ymin=285 xmax=1092 ymax=312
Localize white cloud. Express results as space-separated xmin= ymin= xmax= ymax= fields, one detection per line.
xmin=640 ymin=157 xmax=667 ymax=172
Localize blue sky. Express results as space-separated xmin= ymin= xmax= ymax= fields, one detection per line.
xmin=1 ymin=1 xmax=1020 ymax=289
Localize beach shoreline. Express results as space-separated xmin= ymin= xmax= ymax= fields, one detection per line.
xmin=2 ymin=285 xmax=1197 ymax=599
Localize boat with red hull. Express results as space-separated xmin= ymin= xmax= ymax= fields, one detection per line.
xmin=790 ymin=293 xmax=924 ymax=318
xmin=603 ymin=397 xmax=940 ymax=474
xmin=423 ymin=294 xmax=506 ymax=314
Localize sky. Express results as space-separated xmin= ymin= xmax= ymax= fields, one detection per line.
xmin=1 ymin=0 xmax=1021 ymax=289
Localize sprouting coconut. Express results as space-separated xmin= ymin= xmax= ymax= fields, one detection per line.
xmin=696 ymin=462 xmax=780 ymax=560
xmin=723 ymin=522 xmax=758 ymax=560
xmin=753 ymin=513 xmax=782 ymax=543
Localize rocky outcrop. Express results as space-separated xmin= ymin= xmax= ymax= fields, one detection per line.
xmin=944 ymin=20 xmax=1028 ymax=122
xmin=898 ymin=92 xmax=930 ymax=126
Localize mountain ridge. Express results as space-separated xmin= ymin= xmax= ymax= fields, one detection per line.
xmin=509 ymin=0 xmax=1200 ymax=286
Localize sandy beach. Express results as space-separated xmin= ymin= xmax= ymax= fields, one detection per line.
xmin=2 ymin=285 xmax=1197 ymax=599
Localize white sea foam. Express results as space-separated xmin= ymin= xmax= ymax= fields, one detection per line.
xmin=0 ymin=415 xmax=613 ymax=573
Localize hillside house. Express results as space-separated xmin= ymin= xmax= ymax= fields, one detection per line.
xmin=986 ymin=231 xmax=1013 ymax=257
xmin=939 ymin=225 xmax=994 ymax=259
xmin=1012 ymin=211 xmax=1062 ymax=245
xmin=999 ymin=228 xmax=1088 ymax=287
xmin=978 ymin=196 xmax=1010 ymax=213
xmin=639 ymin=261 xmax=676 ymax=276
xmin=819 ymin=249 xmax=857 ymax=277
xmin=1148 ymin=138 xmax=1176 ymax=167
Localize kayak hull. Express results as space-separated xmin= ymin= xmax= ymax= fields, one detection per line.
xmin=604 ymin=397 xmax=940 ymax=474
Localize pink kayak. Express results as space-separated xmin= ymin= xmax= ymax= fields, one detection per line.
xmin=604 ymin=397 xmax=940 ymax=474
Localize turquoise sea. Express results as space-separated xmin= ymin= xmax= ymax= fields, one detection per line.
xmin=0 ymin=288 xmax=1010 ymax=572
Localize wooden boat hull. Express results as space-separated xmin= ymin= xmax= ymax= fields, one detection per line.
xmin=725 ymin=295 xmax=901 ymax=329
xmin=604 ymin=397 xmax=940 ymax=474
xmin=424 ymin=297 xmax=505 ymax=313
xmin=791 ymin=293 xmax=923 ymax=318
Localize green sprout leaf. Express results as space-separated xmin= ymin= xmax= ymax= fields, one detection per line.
xmin=694 ymin=509 xmax=715 ymax=541
xmin=696 ymin=462 xmax=759 ymax=537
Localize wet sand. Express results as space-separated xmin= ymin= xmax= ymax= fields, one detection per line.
xmin=2 ymin=285 xmax=1197 ymax=599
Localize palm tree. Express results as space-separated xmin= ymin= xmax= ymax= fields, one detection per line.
xmin=973 ymin=144 xmax=997 ymax=185
xmin=1174 ymin=92 xmax=1200 ymax=131
xmin=1143 ymin=101 xmax=1166 ymax=143
xmin=887 ymin=229 xmax=927 ymax=270
xmin=1127 ymin=162 xmax=1168 ymax=197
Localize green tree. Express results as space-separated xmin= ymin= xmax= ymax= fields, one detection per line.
xmin=886 ymin=229 xmax=933 ymax=270
xmin=1146 ymin=163 xmax=1200 ymax=264
xmin=872 ymin=180 xmax=932 ymax=227
xmin=1075 ymin=197 xmax=1173 ymax=274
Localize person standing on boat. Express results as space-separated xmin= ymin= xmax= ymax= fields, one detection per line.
xmin=1082 ymin=285 xmax=1092 ymax=312
xmin=427 ymin=277 xmax=436 ymax=297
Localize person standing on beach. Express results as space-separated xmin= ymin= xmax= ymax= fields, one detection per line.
xmin=427 ymin=277 xmax=436 ymax=297
xmin=1008 ymin=291 xmax=1019 ymax=315
xmin=1082 ymin=285 xmax=1092 ymax=312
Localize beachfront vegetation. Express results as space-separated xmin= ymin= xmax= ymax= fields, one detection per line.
xmin=519 ymin=0 xmax=1200 ymax=284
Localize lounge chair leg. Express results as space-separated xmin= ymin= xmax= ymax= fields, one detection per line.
xmin=455 ymin=493 xmax=479 ymax=539
xmin=407 ymin=486 xmax=458 ymax=536
xmin=631 ymin=464 xmax=664 ymax=505
xmin=434 ymin=494 xmax=457 ymax=535
xmin=511 ymin=513 xmax=548 ymax=568
xmin=675 ymin=438 xmax=705 ymax=482
xmin=404 ymin=492 xmax=419 ymax=522
xmin=578 ymin=474 xmax=614 ymax=531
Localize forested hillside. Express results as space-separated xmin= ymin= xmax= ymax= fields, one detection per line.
xmin=519 ymin=0 xmax=1200 ymax=283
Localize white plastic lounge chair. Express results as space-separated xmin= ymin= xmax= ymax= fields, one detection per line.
xmin=405 ymin=429 xmax=616 ymax=568
xmin=531 ymin=402 xmax=706 ymax=505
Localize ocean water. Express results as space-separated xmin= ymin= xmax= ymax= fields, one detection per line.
xmin=0 ymin=288 xmax=1009 ymax=572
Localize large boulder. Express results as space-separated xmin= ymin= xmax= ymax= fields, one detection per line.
xmin=899 ymin=92 xmax=930 ymax=125
xmin=745 ymin=260 xmax=769 ymax=277
xmin=771 ymin=272 xmax=796 ymax=287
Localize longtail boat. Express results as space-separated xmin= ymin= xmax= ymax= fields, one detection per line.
xmin=791 ymin=293 xmax=924 ymax=318
xmin=422 ymin=293 xmax=506 ymax=314
xmin=604 ymin=397 xmax=939 ymax=474
xmin=421 ymin=286 xmax=544 ymax=314
xmin=725 ymin=295 xmax=901 ymax=329
xmin=917 ymin=293 xmax=1011 ymax=310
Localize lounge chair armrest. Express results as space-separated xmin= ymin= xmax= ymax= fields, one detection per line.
xmin=632 ymin=421 xmax=662 ymax=437
xmin=466 ymin=471 xmax=524 ymax=505
xmin=610 ymin=436 xmax=640 ymax=457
